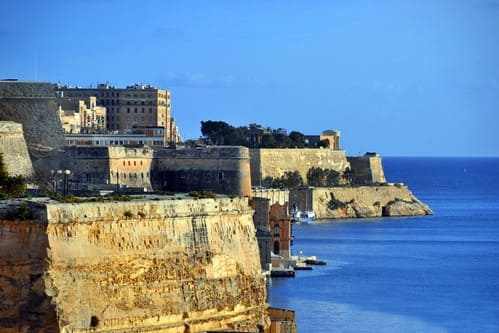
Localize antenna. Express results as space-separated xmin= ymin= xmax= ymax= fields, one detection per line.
xmin=33 ymin=48 xmax=37 ymax=81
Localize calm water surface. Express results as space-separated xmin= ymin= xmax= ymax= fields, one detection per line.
xmin=267 ymin=157 xmax=499 ymax=333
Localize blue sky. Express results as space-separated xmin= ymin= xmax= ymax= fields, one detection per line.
xmin=1 ymin=0 xmax=498 ymax=156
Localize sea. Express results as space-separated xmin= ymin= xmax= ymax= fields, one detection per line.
xmin=267 ymin=157 xmax=499 ymax=333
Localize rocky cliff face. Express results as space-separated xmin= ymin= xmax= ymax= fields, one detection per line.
xmin=0 ymin=197 xmax=269 ymax=333
xmin=310 ymin=185 xmax=433 ymax=219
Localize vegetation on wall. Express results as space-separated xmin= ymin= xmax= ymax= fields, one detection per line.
xmin=307 ymin=167 xmax=341 ymax=187
xmin=0 ymin=153 xmax=26 ymax=198
xmin=262 ymin=171 xmax=304 ymax=189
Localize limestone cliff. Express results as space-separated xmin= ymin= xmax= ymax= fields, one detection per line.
xmin=290 ymin=185 xmax=433 ymax=220
xmin=0 ymin=197 xmax=270 ymax=333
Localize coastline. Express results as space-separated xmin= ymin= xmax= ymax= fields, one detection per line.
xmin=290 ymin=185 xmax=433 ymax=221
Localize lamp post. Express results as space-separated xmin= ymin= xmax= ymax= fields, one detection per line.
xmin=63 ymin=169 xmax=71 ymax=196
xmin=50 ymin=170 xmax=56 ymax=192
xmin=56 ymin=169 xmax=63 ymax=194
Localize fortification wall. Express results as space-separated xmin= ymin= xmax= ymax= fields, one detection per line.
xmin=0 ymin=81 xmax=65 ymax=159
xmin=249 ymin=149 xmax=350 ymax=186
xmin=293 ymin=185 xmax=433 ymax=219
xmin=153 ymin=147 xmax=252 ymax=196
xmin=60 ymin=146 xmax=155 ymax=190
xmin=0 ymin=197 xmax=269 ymax=332
xmin=347 ymin=156 xmax=386 ymax=184
xmin=0 ymin=121 xmax=34 ymax=177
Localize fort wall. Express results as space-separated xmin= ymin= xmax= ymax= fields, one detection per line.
xmin=153 ymin=147 xmax=252 ymax=196
xmin=0 ymin=121 xmax=34 ymax=178
xmin=0 ymin=197 xmax=269 ymax=332
xmin=347 ymin=155 xmax=386 ymax=184
xmin=249 ymin=148 xmax=350 ymax=186
xmin=0 ymin=81 xmax=65 ymax=159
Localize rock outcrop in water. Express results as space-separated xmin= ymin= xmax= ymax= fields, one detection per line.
xmin=290 ymin=185 xmax=433 ymax=220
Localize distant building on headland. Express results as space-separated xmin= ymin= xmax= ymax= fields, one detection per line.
xmin=55 ymin=83 xmax=181 ymax=146
xmin=304 ymin=129 xmax=341 ymax=149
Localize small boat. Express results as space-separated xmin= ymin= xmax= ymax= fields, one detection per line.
xmin=304 ymin=257 xmax=327 ymax=265
xmin=294 ymin=262 xmax=313 ymax=270
xmin=270 ymin=266 xmax=296 ymax=277
xmin=298 ymin=210 xmax=315 ymax=223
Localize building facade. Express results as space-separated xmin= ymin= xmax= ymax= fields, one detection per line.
xmin=59 ymin=96 xmax=107 ymax=134
xmin=55 ymin=83 xmax=181 ymax=146
xmin=65 ymin=127 xmax=165 ymax=148
xmin=269 ymin=203 xmax=292 ymax=259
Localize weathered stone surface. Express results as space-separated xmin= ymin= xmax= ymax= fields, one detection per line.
xmin=0 ymin=81 xmax=65 ymax=160
xmin=0 ymin=219 xmax=58 ymax=332
xmin=249 ymin=148 xmax=349 ymax=187
xmin=383 ymin=197 xmax=433 ymax=216
xmin=310 ymin=185 xmax=433 ymax=219
xmin=0 ymin=121 xmax=34 ymax=178
xmin=0 ymin=197 xmax=270 ymax=332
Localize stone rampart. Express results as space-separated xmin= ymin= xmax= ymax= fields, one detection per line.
xmin=249 ymin=148 xmax=349 ymax=186
xmin=0 ymin=121 xmax=34 ymax=177
xmin=0 ymin=81 xmax=65 ymax=159
xmin=347 ymin=155 xmax=386 ymax=184
xmin=153 ymin=147 xmax=252 ymax=196
xmin=0 ymin=196 xmax=269 ymax=332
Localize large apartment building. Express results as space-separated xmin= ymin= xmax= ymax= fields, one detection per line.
xmin=55 ymin=83 xmax=181 ymax=146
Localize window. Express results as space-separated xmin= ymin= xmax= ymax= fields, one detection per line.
xmin=274 ymin=224 xmax=280 ymax=237
xmin=134 ymin=161 xmax=136 ymax=166
xmin=273 ymin=241 xmax=280 ymax=254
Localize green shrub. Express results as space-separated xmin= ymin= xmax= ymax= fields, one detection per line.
xmin=188 ymin=191 xmax=217 ymax=199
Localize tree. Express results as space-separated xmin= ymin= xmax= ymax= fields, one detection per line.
xmin=289 ymin=131 xmax=306 ymax=148
xmin=342 ymin=167 xmax=354 ymax=185
xmin=307 ymin=167 xmax=340 ymax=187
xmin=201 ymin=121 xmax=232 ymax=145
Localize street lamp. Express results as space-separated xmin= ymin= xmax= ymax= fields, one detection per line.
xmin=63 ymin=169 xmax=71 ymax=196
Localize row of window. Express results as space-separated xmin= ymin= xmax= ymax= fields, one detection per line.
xmin=111 ymin=171 xmax=150 ymax=179
xmin=106 ymin=115 xmax=154 ymax=122
xmin=123 ymin=160 xmax=144 ymax=166
xmin=127 ymin=107 xmax=153 ymax=113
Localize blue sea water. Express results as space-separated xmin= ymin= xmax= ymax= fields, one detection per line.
xmin=267 ymin=157 xmax=499 ymax=333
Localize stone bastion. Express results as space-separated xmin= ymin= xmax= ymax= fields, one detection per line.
xmin=0 ymin=196 xmax=270 ymax=333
